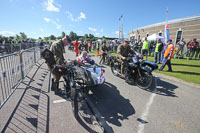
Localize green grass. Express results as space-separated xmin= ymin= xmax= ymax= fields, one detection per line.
xmin=148 ymin=57 xmax=200 ymax=85
xmin=89 ymin=50 xmax=200 ymax=85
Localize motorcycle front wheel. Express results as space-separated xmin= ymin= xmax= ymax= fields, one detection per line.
xmin=71 ymin=87 xmax=79 ymax=119
xmin=111 ymin=62 xmax=119 ymax=76
xmin=136 ymin=72 xmax=153 ymax=89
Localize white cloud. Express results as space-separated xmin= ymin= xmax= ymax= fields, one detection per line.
xmin=0 ymin=31 xmax=15 ymax=36
xmin=95 ymin=33 xmax=100 ymax=36
xmin=88 ymin=27 xmax=97 ymax=32
xmin=40 ymin=28 xmax=44 ymax=32
xmin=43 ymin=17 xmax=62 ymax=30
xmin=56 ymin=24 xmax=62 ymax=29
xmin=78 ymin=12 xmax=86 ymax=20
xmin=115 ymin=31 xmax=119 ymax=35
xmin=66 ymin=11 xmax=86 ymax=22
xmin=44 ymin=17 xmax=50 ymax=22
xmin=66 ymin=11 xmax=77 ymax=21
xmin=43 ymin=0 xmax=60 ymax=12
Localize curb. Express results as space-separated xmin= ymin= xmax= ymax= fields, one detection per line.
xmin=83 ymin=93 xmax=113 ymax=133
xmin=153 ymin=72 xmax=200 ymax=89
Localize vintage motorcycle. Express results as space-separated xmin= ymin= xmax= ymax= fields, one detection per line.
xmin=110 ymin=53 xmax=158 ymax=89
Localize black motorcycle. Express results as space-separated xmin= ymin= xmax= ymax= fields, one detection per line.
xmin=110 ymin=53 xmax=158 ymax=89
xmin=104 ymin=52 xmax=115 ymax=66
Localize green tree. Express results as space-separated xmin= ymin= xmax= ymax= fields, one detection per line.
xmin=56 ymin=36 xmax=62 ymax=40
xmin=84 ymin=34 xmax=88 ymax=39
xmin=19 ymin=32 xmax=27 ymax=40
xmin=69 ymin=31 xmax=78 ymax=41
xmin=61 ymin=31 xmax=65 ymax=38
xmin=49 ymin=35 xmax=56 ymax=40
xmin=16 ymin=34 xmax=20 ymax=40
xmin=44 ymin=37 xmax=49 ymax=41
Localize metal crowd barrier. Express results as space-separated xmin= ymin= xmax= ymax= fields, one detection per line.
xmin=0 ymin=47 xmax=42 ymax=108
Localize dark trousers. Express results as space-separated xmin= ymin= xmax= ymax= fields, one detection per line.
xmin=195 ymin=48 xmax=200 ymax=59
xmin=142 ymin=49 xmax=148 ymax=60
xmin=159 ymin=57 xmax=172 ymax=71
xmin=154 ymin=52 xmax=161 ymax=63
xmin=191 ymin=48 xmax=196 ymax=57
xmin=176 ymin=46 xmax=184 ymax=56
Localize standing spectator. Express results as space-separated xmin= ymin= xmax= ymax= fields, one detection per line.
xmin=138 ymin=39 xmax=142 ymax=54
xmin=99 ymin=41 xmax=108 ymax=64
xmin=73 ymin=40 xmax=79 ymax=56
xmin=88 ymin=41 xmax=91 ymax=52
xmin=188 ymin=38 xmax=199 ymax=58
xmin=159 ymin=39 xmax=174 ymax=72
xmin=78 ymin=40 xmax=85 ymax=54
xmin=195 ymin=40 xmax=200 ymax=60
xmin=176 ymin=38 xmax=186 ymax=56
xmin=114 ymin=40 xmax=118 ymax=53
xmin=142 ymin=37 xmax=150 ymax=60
xmin=148 ymin=40 xmax=153 ymax=56
xmin=186 ymin=40 xmax=192 ymax=57
xmin=154 ymin=38 xmax=163 ymax=64
xmin=152 ymin=40 xmax=156 ymax=56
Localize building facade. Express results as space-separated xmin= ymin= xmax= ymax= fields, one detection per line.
xmin=128 ymin=15 xmax=200 ymax=44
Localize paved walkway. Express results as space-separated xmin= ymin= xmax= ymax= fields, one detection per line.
xmin=0 ymin=60 xmax=102 ymax=133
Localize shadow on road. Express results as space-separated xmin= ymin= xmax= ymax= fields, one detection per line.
xmin=146 ymin=78 xmax=178 ymax=97
xmin=1 ymin=63 xmax=50 ymax=133
xmin=88 ymin=82 xmax=135 ymax=129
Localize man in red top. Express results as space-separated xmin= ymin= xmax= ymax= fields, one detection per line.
xmin=159 ymin=39 xmax=174 ymax=72
xmin=73 ymin=40 xmax=79 ymax=56
xmin=188 ymin=38 xmax=199 ymax=58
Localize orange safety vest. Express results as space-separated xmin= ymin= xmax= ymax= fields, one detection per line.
xmin=164 ymin=45 xmax=175 ymax=58
xmin=88 ymin=42 xmax=91 ymax=47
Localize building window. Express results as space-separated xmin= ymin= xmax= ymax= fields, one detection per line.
xmin=147 ymin=34 xmax=149 ymax=37
xmin=176 ymin=30 xmax=183 ymax=44
xmin=159 ymin=32 xmax=162 ymax=36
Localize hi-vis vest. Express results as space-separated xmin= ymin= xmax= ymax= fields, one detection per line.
xmin=155 ymin=43 xmax=161 ymax=52
xmin=164 ymin=45 xmax=175 ymax=58
xmin=142 ymin=41 xmax=149 ymax=49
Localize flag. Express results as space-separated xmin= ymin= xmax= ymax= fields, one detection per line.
xmin=163 ymin=8 xmax=170 ymax=50
xmin=119 ymin=14 xmax=123 ymax=21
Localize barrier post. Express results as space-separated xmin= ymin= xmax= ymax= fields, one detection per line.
xmin=19 ymin=52 xmax=24 ymax=79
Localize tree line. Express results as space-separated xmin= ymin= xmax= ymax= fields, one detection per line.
xmin=0 ymin=31 xmax=117 ymax=42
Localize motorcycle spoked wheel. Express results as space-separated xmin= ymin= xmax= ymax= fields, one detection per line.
xmin=136 ymin=72 xmax=153 ymax=89
xmin=111 ymin=62 xmax=119 ymax=76
xmin=71 ymin=87 xmax=79 ymax=119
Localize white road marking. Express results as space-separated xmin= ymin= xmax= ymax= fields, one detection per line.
xmin=138 ymin=77 xmax=158 ymax=133
xmin=53 ymin=99 xmax=67 ymax=104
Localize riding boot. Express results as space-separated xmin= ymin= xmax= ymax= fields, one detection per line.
xmin=51 ymin=79 xmax=55 ymax=91
xmin=54 ymin=82 xmax=59 ymax=95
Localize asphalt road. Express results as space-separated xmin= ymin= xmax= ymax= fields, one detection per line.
xmin=65 ymin=49 xmax=200 ymax=133
xmin=1 ymin=48 xmax=200 ymax=133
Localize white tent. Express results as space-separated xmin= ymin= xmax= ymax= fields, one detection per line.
xmin=147 ymin=33 xmax=164 ymax=41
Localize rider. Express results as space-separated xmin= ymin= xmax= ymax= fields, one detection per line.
xmin=99 ymin=41 xmax=108 ymax=64
xmin=77 ymin=51 xmax=95 ymax=65
xmin=117 ymin=39 xmax=135 ymax=78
